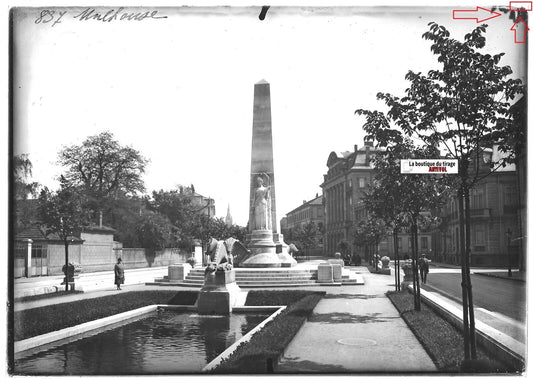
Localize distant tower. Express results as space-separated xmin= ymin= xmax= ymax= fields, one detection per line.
xmin=225 ymin=204 xmax=233 ymax=227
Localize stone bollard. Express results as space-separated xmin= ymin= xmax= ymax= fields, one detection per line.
xmin=331 ymin=264 xmax=342 ymax=282
xmin=168 ymin=263 xmax=191 ymax=281
xmin=318 ymin=263 xmax=334 ymax=284
xmin=327 ymin=257 xmax=344 ymax=282
xmin=401 ymin=262 xmax=414 ymax=290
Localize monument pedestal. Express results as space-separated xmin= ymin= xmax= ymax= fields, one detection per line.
xmin=197 ymin=269 xmax=241 ymax=315
xmin=241 ymin=230 xmax=297 ymax=268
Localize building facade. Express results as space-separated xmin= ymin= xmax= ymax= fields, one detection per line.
xmin=282 ymin=194 xmax=325 ymax=257
xmin=321 ymin=140 xmax=386 ymax=257
xmin=321 ymin=139 xmax=522 ymax=266
xmin=431 ymin=163 xmax=521 ymax=267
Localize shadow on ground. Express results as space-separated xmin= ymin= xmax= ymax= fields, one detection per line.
xmin=308 ymin=312 xmax=400 ymax=324
xmin=323 ymin=294 xmax=380 ymax=300
xmin=276 ymin=356 xmax=350 ymax=373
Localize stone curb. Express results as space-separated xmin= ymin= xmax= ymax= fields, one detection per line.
xmin=408 ymin=285 xmax=525 ymax=369
xmin=474 ymin=272 xmax=526 ymax=283
xmin=15 ymin=305 xmax=160 ymax=353
xmin=202 ymin=306 xmax=286 ymax=372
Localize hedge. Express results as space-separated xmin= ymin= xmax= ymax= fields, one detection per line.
xmin=212 ymin=290 xmax=325 ymax=373
xmin=14 ymin=290 xmax=198 ymax=341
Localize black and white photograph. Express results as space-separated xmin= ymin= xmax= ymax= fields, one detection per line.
xmin=6 ymin=0 xmax=528 ymax=376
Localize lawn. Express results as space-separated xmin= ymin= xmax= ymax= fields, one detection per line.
xmin=14 ymin=290 xmax=197 ymax=341
xmin=387 ymin=290 xmax=521 ymax=374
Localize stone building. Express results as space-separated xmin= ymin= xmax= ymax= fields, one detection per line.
xmin=431 ymin=154 xmax=521 ymax=267
xmin=321 ymin=140 xmax=385 ymax=257
xmin=14 ymin=225 xmax=119 ymax=277
xmin=188 ymin=190 xmax=216 ymax=217
xmin=321 ymin=138 xmax=522 ymax=266
xmin=282 ymin=194 xmax=325 ymax=256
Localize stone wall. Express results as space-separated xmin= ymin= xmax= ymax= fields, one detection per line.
xmin=121 ymin=248 xmax=190 ymax=269
xmin=47 ymin=243 xmax=83 ymax=275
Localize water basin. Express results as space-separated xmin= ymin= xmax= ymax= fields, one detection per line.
xmin=15 ymin=310 xmax=269 ymax=375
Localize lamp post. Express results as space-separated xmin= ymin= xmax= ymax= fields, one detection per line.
xmin=506 ymin=228 xmax=512 ymax=277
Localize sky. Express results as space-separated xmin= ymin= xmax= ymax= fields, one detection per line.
xmin=11 ymin=3 xmax=527 ymax=228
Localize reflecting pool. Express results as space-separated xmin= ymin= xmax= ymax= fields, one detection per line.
xmin=15 ymin=310 xmax=268 ymax=375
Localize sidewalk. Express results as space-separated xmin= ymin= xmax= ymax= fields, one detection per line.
xmin=13 ymin=266 xmax=169 ymax=299
xmin=13 ymin=283 xmax=183 ymax=312
xmin=276 ymin=267 xmax=437 ymax=373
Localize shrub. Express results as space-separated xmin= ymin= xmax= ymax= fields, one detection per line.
xmin=213 ymin=290 xmax=325 ymax=373
xmin=387 ymin=290 xmax=514 ymax=373
xmin=14 ymin=290 xmax=198 ymax=341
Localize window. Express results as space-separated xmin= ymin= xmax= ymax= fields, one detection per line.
xmin=358 ymin=177 xmax=366 ymax=188
xmin=349 ymin=179 xmax=352 ymax=188
xmin=421 ymin=236 xmax=428 ymax=250
xmin=472 ymin=224 xmax=486 ymax=245
xmin=471 ymin=186 xmax=485 ymax=209
xmin=397 ymin=237 xmax=403 ymax=250
xmin=503 ymin=185 xmax=518 ymax=207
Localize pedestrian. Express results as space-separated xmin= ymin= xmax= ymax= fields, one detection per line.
xmin=114 ymin=258 xmax=125 ymax=290
xmin=419 ymin=254 xmax=429 ymax=284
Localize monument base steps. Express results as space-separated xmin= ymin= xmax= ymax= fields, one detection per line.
xmin=148 ymin=266 xmax=364 ymax=287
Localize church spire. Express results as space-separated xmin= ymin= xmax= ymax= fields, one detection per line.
xmin=225 ymin=204 xmax=233 ymax=227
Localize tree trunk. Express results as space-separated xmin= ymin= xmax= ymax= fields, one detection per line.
xmin=394 ymin=228 xmax=400 ymax=291
xmin=64 ymin=240 xmax=69 ymax=292
xmin=410 ymin=221 xmax=420 ymax=311
xmin=413 ymin=218 xmax=421 ymax=310
xmin=464 ymin=184 xmax=477 ymax=359
xmin=515 ymin=159 xmax=524 ymax=271
xmin=458 ymin=187 xmax=471 ymax=360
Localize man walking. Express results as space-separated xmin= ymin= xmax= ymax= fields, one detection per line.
xmin=419 ymin=254 xmax=429 ymax=284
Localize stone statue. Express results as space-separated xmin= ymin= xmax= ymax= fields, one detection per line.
xmin=206 ymin=238 xmax=231 ymax=266
xmin=253 ymin=174 xmax=272 ymax=230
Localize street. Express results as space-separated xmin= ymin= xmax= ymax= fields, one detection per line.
xmin=421 ymin=269 xmax=526 ymax=322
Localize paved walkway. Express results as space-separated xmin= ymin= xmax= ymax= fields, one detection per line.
xmin=276 ymin=267 xmax=437 ymax=373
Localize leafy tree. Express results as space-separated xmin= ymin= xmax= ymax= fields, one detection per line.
xmin=13 ymin=154 xmax=41 ymax=232
xmin=352 ymin=216 xmax=388 ymax=265
xmin=363 ymin=142 xmax=451 ymax=301
xmin=292 ymin=221 xmax=321 ymax=259
xmin=363 ymin=153 xmax=409 ymax=291
xmin=225 ymin=223 xmax=248 ymax=243
xmin=356 ymin=23 xmax=524 ymax=360
xmin=150 ymin=188 xmax=194 ymax=225
xmin=135 ymin=211 xmax=176 ymax=264
xmin=336 ymin=240 xmax=352 ymax=260
xmin=57 ymin=131 xmax=148 ymax=225
xmin=14 ymin=154 xmax=39 ymax=200
xmin=37 ymin=181 xmax=89 ymax=291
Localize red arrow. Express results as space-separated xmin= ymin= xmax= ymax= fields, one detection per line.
xmin=453 ymin=7 xmax=501 ymax=23
xmin=511 ymin=17 xmax=530 ymax=43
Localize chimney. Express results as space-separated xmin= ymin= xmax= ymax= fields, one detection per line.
xmin=365 ymin=145 xmax=370 ymax=165
xmin=316 ymin=193 xmax=319 ymax=198
xmin=354 ymin=144 xmax=358 ymax=153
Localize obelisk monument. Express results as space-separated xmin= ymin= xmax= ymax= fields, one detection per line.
xmin=242 ymin=80 xmax=296 ymax=268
